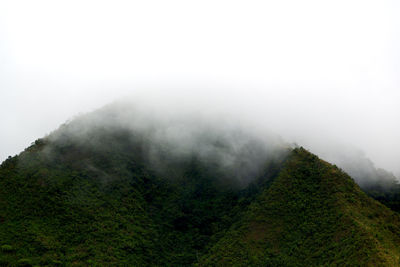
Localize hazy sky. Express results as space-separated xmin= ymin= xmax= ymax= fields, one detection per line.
xmin=0 ymin=0 xmax=399 ymax=174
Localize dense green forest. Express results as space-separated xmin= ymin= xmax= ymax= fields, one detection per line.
xmin=198 ymin=148 xmax=400 ymax=266
xmin=1 ymin=106 xmax=400 ymax=266
xmin=0 ymin=111 xmax=287 ymax=266
xmin=362 ymin=175 xmax=400 ymax=214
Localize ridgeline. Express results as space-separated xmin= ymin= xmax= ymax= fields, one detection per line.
xmin=1 ymin=108 xmax=400 ymax=266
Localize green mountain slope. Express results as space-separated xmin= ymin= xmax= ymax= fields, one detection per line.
xmin=0 ymin=106 xmax=400 ymax=266
xmin=198 ymin=148 xmax=400 ymax=266
xmin=0 ymin=115 xmax=286 ymax=266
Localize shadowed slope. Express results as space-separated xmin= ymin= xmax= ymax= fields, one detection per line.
xmin=1 ymin=104 xmax=400 ymax=266
xmin=0 ymin=114 xmax=286 ymax=266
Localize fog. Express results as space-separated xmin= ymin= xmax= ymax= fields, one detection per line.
xmin=1 ymin=0 xmax=399 ymax=177
xmin=41 ymin=99 xmax=289 ymax=188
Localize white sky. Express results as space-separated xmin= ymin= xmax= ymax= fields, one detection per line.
xmin=0 ymin=0 xmax=399 ymax=174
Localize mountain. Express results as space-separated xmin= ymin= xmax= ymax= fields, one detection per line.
xmin=306 ymin=145 xmax=400 ymax=213
xmin=198 ymin=148 xmax=400 ymax=266
xmin=1 ymin=104 xmax=400 ymax=266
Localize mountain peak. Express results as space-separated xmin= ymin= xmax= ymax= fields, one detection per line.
xmin=1 ymin=117 xmax=400 ymax=266
xmin=199 ymin=148 xmax=400 ymax=266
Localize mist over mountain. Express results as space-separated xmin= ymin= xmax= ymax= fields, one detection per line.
xmin=1 ymin=1 xmax=399 ymax=177
xmin=1 ymin=101 xmax=400 ymax=266
xmin=45 ymin=99 xmax=400 ymax=187
xmin=45 ymin=100 xmax=288 ymax=188
xmin=2 ymin=88 xmax=400 ymax=180
xmin=1 ymin=1 xmax=399 ymax=265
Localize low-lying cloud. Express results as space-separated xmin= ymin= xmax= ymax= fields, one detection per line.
xmin=1 ymin=1 xmax=399 ymax=180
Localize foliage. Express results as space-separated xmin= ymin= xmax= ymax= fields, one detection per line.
xmin=197 ymin=148 xmax=400 ymax=266
xmin=363 ymin=177 xmax=400 ymax=213
xmin=1 ymin=121 xmax=400 ymax=266
xmin=0 ymin=127 xmax=285 ymax=266
xmin=1 ymin=245 xmax=14 ymax=253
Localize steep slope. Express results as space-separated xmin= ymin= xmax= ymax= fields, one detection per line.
xmin=318 ymin=147 xmax=400 ymax=213
xmin=1 ymin=104 xmax=400 ymax=266
xmin=199 ymin=148 xmax=400 ymax=266
xmin=362 ymin=171 xmax=400 ymax=213
xmin=0 ymin=113 xmax=287 ymax=266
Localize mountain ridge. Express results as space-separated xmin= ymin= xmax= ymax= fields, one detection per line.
xmin=198 ymin=148 xmax=400 ymax=266
xmin=1 ymin=107 xmax=400 ymax=266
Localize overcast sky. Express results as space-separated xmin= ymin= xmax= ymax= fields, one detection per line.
xmin=0 ymin=0 xmax=399 ymax=174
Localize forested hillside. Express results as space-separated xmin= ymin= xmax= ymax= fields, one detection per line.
xmin=198 ymin=148 xmax=400 ymax=266
xmin=0 ymin=109 xmax=287 ymax=266
xmin=1 ymin=105 xmax=400 ymax=266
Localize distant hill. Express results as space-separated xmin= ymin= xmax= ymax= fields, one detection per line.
xmin=1 ymin=104 xmax=400 ymax=266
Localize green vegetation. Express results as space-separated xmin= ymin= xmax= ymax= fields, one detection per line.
xmin=1 ymin=245 xmax=14 ymax=253
xmin=341 ymin=155 xmax=400 ymax=214
xmin=1 ymin=111 xmax=400 ymax=266
xmin=363 ymin=176 xmax=400 ymax=213
xmin=198 ymin=148 xmax=400 ymax=266
xmin=0 ymin=124 xmax=285 ymax=266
